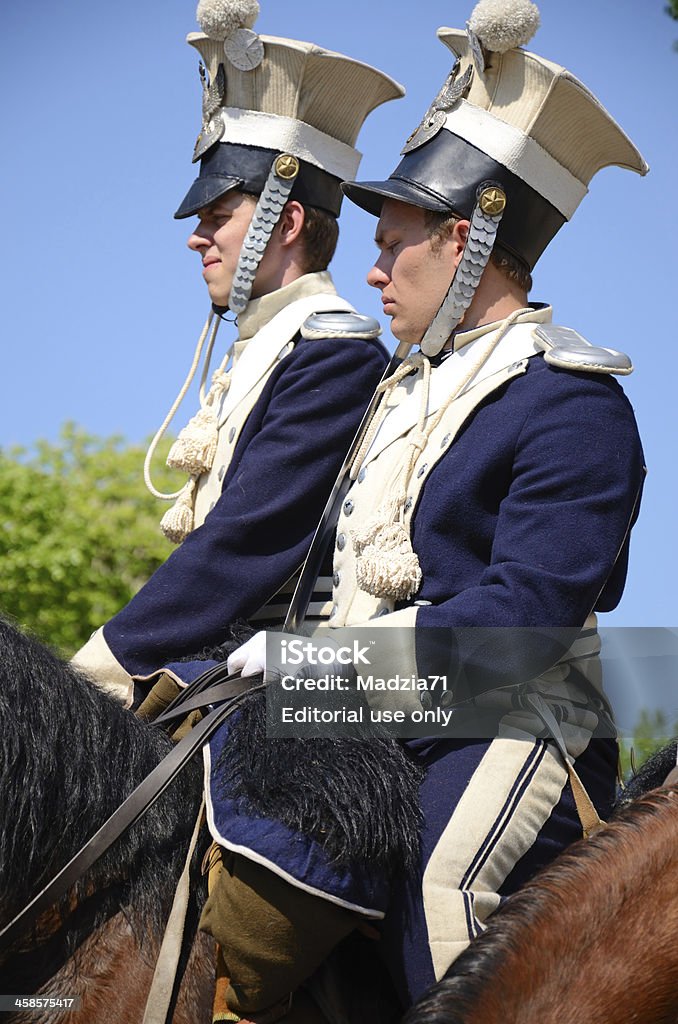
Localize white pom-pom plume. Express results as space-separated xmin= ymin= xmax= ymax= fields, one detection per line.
xmin=468 ymin=0 xmax=540 ymax=53
xmin=196 ymin=0 xmax=260 ymax=41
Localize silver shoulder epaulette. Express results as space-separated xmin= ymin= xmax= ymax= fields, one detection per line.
xmin=301 ymin=311 xmax=382 ymax=341
xmin=534 ymin=325 xmax=632 ymax=376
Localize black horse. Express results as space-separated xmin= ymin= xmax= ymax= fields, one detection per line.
xmin=0 ymin=618 xmax=422 ymax=1023
xmin=0 ymin=618 xmax=213 ymax=1023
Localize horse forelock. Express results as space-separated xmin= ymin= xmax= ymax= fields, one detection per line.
xmin=0 ymin=618 xmax=205 ymax=962
xmin=406 ymin=786 xmax=678 ymax=1024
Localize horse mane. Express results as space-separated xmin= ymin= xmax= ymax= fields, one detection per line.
xmin=406 ymin=782 xmax=678 ymax=1024
xmin=620 ymin=739 xmax=677 ymax=801
xmin=0 ymin=619 xmax=204 ymax=965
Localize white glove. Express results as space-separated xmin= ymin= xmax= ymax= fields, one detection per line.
xmin=226 ymin=631 xmax=268 ymax=677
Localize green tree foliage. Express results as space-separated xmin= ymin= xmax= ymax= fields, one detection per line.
xmin=667 ymin=0 xmax=678 ymax=49
xmin=0 ymin=424 xmax=181 ymax=656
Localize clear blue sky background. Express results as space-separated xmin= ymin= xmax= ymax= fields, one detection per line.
xmin=1 ymin=0 xmax=676 ymax=630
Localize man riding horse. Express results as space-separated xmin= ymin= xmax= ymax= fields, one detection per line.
xmin=72 ymin=0 xmax=403 ymax=702
xmin=213 ymin=0 xmax=648 ymax=1017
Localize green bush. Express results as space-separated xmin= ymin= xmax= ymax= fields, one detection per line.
xmin=0 ymin=423 xmax=181 ymax=656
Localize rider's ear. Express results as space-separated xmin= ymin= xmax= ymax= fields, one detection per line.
xmin=451 ymin=220 xmax=470 ymax=266
xmin=276 ymin=201 xmax=305 ymax=248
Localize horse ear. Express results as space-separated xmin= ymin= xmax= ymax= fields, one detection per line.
xmin=662 ymin=766 xmax=678 ymax=787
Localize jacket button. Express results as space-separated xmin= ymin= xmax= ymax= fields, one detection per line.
xmin=218 ymin=465 xmax=226 ymax=481
xmin=416 ymin=464 xmax=428 ymax=478
xmin=358 ymin=467 xmax=367 ymax=483
xmin=343 ymin=499 xmax=354 ymax=516
xmin=441 ymin=433 xmax=451 ymax=448
xmin=228 ymin=427 xmax=236 ymax=443
xmin=404 ymin=497 xmax=413 ymax=513
xmin=337 ymin=533 xmax=346 ymax=552
xmin=333 ymin=572 xmax=341 ymax=587
xmin=330 ymin=605 xmax=338 ymax=619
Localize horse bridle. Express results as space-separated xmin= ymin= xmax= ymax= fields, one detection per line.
xmin=0 ymin=667 xmax=261 ymax=952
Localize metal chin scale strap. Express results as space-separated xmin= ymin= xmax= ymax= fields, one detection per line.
xmin=143 ymin=154 xmax=301 ymax=544
xmin=420 ymin=183 xmax=507 ymax=357
xmin=228 ymin=153 xmax=301 ymax=314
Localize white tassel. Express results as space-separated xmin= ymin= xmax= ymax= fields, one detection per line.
xmin=160 ymin=483 xmax=197 ymax=544
xmin=352 ymin=517 xmax=422 ymax=601
xmin=166 ymin=406 xmax=219 ymax=475
xmin=166 ymin=367 xmax=231 ymax=475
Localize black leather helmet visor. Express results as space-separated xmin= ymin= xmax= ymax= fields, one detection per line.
xmin=175 ymin=142 xmax=343 ymax=219
xmin=343 ymin=129 xmax=567 ymax=270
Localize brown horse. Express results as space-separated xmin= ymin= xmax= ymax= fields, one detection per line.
xmin=405 ymin=749 xmax=678 ymax=1024
xmin=0 ymin=618 xmax=215 ymax=1023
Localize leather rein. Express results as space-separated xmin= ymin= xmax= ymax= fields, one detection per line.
xmin=0 ymin=667 xmax=261 ymax=952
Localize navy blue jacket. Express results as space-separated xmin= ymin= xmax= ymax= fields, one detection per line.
xmin=402 ymin=355 xmax=645 ymax=689
xmin=103 ymin=334 xmax=387 ymax=675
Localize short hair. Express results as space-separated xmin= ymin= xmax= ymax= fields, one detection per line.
xmin=424 ymin=209 xmax=533 ymax=294
xmin=298 ymin=204 xmax=340 ymax=273
xmin=240 ymin=193 xmax=339 ymax=274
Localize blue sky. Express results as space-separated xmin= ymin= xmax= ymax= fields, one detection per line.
xmin=1 ymin=0 xmax=676 ymax=629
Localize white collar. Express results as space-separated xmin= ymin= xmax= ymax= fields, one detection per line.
xmin=451 ymin=303 xmax=553 ymax=352
xmin=362 ymin=307 xmax=554 ymax=467
xmin=237 ymin=272 xmax=337 ymax=341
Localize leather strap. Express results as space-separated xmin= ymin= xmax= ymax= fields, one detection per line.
xmin=565 ymin=761 xmax=605 ymax=839
xmin=525 ymin=693 xmax=605 ymax=838
xmin=155 ymin=662 xmax=246 ymax=724
xmin=141 ymin=799 xmax=206 ymax=1024
xmin=0 ymin=671 xmax=262 ymax=952
xmin=155 ymin=675 xmax=256 ymax=726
